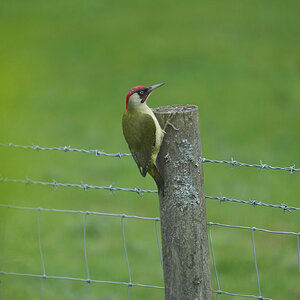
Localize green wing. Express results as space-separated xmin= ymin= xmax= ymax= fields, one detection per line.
xmin=122 ymin=112 xmax=156 ymax=177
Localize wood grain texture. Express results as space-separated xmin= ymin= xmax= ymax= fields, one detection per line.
xmin=153 ymin=105 xmax=212 ymax=300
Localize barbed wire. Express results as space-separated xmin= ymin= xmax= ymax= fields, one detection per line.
xmin=0 ymin=142 xmax=131 ymax=158
xmin=1 ymin=176 xmax=299 ymax=214
xmin=0 ymin=176 xmax=157 ymax=196
xmin=206 ymin=194 xmax=300 ymax=213
xmin=201 ymin=157 xmax=299 ymax=174
xmin=1 ymin=142 xmax=299 ymax=173
xmin=1 ymin=142 xmax=299 ymax=299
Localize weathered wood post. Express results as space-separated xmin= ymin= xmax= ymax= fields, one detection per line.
xmin=153 ymin=105 xmax=212 ymax=300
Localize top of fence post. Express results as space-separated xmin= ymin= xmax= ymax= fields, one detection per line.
xmin=153 ymin=104 xmax=212 ymax=300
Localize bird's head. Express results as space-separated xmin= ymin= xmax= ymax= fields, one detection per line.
xmin=126 ymin=82 xmax=165 ymax=110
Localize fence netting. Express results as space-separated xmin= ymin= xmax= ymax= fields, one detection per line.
xmin=0 ymin=142 xmax=299 ymax=300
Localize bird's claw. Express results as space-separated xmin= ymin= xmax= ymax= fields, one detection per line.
xmin=167 ymin=121 xmax=179 ymax=131
xmin=163 ymin=113 xmax=179 ymax=132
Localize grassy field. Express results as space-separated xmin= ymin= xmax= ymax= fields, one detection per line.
xmin=1 ymin=0 xmax=300 ymax=299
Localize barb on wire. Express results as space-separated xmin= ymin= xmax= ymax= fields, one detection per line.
xmin=0 ymin=176 xmax=157 ymax=195
xmin=1 ymin=142 xmax=299 ymax=173
xmin=201 ymin=157 xmax=299 ymax=173
xmin=0 ymin=142 xmax=131 ymax=158
xmin=1 ymin=176 xmax=300 ymax=213
xmin=205 ymin=194 xmax=300 ymax=213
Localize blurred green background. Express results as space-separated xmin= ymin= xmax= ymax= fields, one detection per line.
xmin=0 ymin=0 xmax=300 ymax=299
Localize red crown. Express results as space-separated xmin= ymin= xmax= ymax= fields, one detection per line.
xmin=126 ymin=86 xmax=147 ymax=109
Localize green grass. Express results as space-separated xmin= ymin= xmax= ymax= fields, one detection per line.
xmin=1 ymin=0 xmax=300 ymax=299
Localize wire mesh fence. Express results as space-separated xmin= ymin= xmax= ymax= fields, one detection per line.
xmin=0 ymin=204 xmax=164 ymax=300
xmin=0 ymin=142 xmax=299 ymax=299
xmin=1 ymin=204 xmax=299 ymax=300
xmin=208 ymin=222 xmax=300 ymax=300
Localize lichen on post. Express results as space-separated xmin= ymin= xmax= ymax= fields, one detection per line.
xmin=153 ymin=105 xmax=212 ymax=300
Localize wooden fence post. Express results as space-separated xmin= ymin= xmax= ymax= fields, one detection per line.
xmin=153 ymin=105 xmax=212 ymax=300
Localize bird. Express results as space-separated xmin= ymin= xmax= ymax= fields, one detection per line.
xmin=122 ymin=83 xmax=166 ymax=194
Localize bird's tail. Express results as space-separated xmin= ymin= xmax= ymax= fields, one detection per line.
xmin=148 ymin=164 xmax=164 ymax=196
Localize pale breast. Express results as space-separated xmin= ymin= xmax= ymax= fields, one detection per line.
xmin=146 ymin=108 xmax=164 ymax=163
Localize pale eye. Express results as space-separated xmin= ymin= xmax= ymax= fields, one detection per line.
xmin=139 ymin=90 xmax=144 ymax=95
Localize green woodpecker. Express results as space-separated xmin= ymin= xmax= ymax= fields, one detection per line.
xmin=122 ymin=83 xmax=165 ymax=194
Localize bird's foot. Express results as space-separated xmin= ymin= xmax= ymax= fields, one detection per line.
xmin=163 ymin=113 xmax=179 ymax=132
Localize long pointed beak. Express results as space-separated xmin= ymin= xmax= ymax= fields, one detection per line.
xmin=147 ymin=82 xmax=165 ymax=93
xmin=141 ymin=82 xmax=165 ymax=103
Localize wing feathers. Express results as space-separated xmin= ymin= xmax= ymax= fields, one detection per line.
xmin=122 ymin=112 xmax=157 ymax=176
